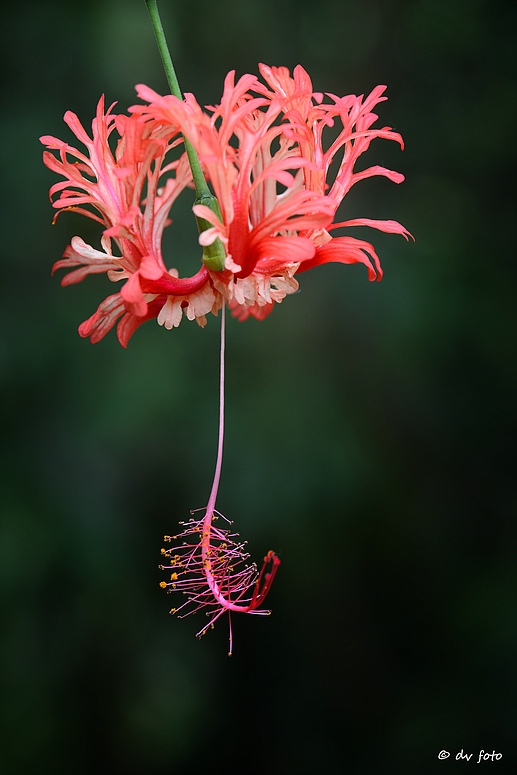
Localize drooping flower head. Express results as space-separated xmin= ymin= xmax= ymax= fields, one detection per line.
xmin=41 ymin=64 xmax=410 ymax=345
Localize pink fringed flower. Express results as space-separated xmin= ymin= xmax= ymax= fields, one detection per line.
xmin=42 ymin=64 xmax=410 ymax=344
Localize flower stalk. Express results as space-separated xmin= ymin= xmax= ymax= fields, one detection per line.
xmin=145 ymin=0 xmax=226 ymax=271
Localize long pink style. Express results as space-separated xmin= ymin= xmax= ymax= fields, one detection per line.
xmin=159 ymin=303 xmax=280 ymax=654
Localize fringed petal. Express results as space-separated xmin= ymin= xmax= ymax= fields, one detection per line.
xmin=351 ymin=165 xmax=405 ymax=186
xmin=157 ymin=297 xmax=183 ymax=330
xmin=297 ymin=236 xmax=383 ymax=281
xmin=117 ymin=297 xmax=166 ymax=347
xmin=229 ymin=298 xmax=275 ymax=321
xmin=139 ymin=255 xmax=164 ymax=280
xmin=52 ymin=237 xmax=119 ymax=286
xmin=252 ymin=236 xmax=315 ymax=265
xmin=78 ymin=293 xmax=126 ymax=343
xmin=330 ymin=218 xmax=413 ymax=240
xmin=63 ymin=110 xmax=92 ymax=147
xmin=120 ymin=271 xmax=147 ymax=317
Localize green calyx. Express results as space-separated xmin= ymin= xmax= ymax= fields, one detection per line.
xmin=195 ymin=194 xmax=226 ymax=272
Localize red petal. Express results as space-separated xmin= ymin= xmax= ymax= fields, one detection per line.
xmin=116 ymin=297 xmax=166 ymax=347
xmin=139 ymin=265 xmax=210 ymax=296
xmin=255 ymin=235 xmax=314 ymax=263
xmin=297 ymin=236 xmax=383 ymax=281
xmin=120 ymin=272 xmax=147 ymax=317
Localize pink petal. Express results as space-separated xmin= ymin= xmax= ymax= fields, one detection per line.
xmin=352 ymin=165 xmax=405 ymax=186
xmin=253 ymin=236 xmax=315 ymax=265
xmin=78 ymin=293 xmax=126 ymax=343
xmin=297 ymin=236 xmax=383 ymax=281
xmin=40 ymin=135 xmax=68 ymax=149
xmin=140 ymin=255 xmax=164 ymax=280
xmin=229 ymin=298 xmax=274 ymax=322
xmin=116 ymin=297 xmax=166 ymax=347
xmin=120 ymin=272 xmax=147 ymax=317
xmin=134 ymin=84 xmax=165 ymax=104
xmin=63 ymin=110 xmax=92 ymax=147
xmin=192 ymin=204 xmax=222 ymax=228
xmin=198 ymin=227 xmax=220 ymax=247
xmin=330 ymin=218 xmax=413 ymax=240
xmin=59 ymin=263 xmax=115 ymax=286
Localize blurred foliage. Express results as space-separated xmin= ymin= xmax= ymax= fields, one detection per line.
xmin=0 ymin=0 xmax=516 ymax=773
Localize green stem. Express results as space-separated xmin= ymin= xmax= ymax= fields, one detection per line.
xmin=145 ymin=0 xmax=226 ymax=271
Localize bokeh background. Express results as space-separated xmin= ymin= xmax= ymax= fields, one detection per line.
xmin=1 ymin=0 xmax=516 ymax=773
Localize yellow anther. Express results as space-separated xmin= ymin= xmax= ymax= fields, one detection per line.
xmin=159 ymin=581 xmax=167 ymax=588
xmin=158 ymin=564 xmax=165 ymax=570
xmin=169 ymin=608 xmax=177 ymax=615
xmin=170 ymin=573 xmax=178 ymax=581
xmin=160 ymin=548 xmax=166 ymax=555
xmin=163 ymin=535 xmax=172 ymax=542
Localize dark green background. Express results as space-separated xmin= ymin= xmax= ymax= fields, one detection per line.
xmin=1 ymin=1 xmax=515 ymax=773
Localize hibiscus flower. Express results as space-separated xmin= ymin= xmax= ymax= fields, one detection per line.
xmin=42 ymin=64 xmax=410 ymax=345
